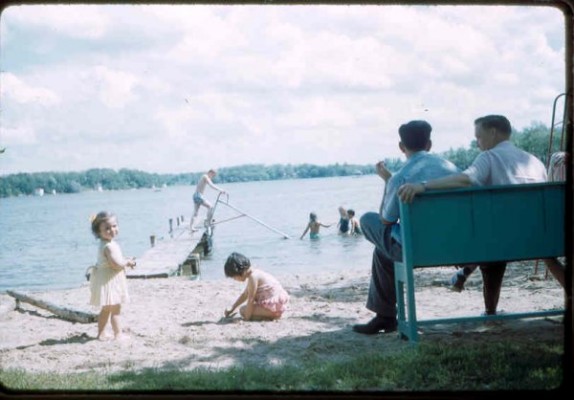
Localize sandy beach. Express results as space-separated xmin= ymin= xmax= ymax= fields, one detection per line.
xmin=0 ymin=261 xmax=566 ymax=379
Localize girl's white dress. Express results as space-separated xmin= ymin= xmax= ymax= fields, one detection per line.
xmin=90 ymin=240 xmax=130 ymax=307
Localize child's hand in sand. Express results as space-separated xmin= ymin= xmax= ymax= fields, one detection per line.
xmin=224 ymin=309 xmax=235 ymax=318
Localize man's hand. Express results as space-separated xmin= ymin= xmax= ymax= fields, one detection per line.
xmin=376 ymin=161 xmax=392 ymax=182
xmin=398 ymin=183 xmax=425 ymax=203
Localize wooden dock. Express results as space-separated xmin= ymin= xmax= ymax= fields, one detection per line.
xmin=126 ymin=225 xmax=204 ymax=279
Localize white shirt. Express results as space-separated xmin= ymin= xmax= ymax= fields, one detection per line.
xmin=463 ymin=140 xmax=547 ymax=186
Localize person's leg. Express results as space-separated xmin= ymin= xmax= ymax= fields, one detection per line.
xmin=365 ymin=247 xmax=397 ymax=319
xmin=191 ymin=196 xmax=213 ymax=229
xmin=353 ymin=247 xmax=398 ymax=334
xmin=450 ymin=264 xmax=479 ymax=292
xmin=190 ymin=202 xmax=201 ymax=231
xmin=360 ymin=212 xmax=398 ymax=317
xmin=97 ymin=306 xmax=111 ymax=340
xmin=543 ymin=258 xmax=566 ymax=288
xmin=479 ymin=262 xmax=507 ymax=315
xmin=360 ymin=212 xmax=402 ymax=261
xmin=110 ymin=304 xmax=127 ymax=339
xmin=240 ymin=305 xmax=282 ymax=321
xmin=360 ymin=212 xmax=385 ymax=247
xmin=353 ymin=212 xmax=400 ymax=334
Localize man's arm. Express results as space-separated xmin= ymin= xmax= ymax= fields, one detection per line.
xmin=397 ymin=173 xmax=472 ymax=203
xmin=243 ymin=276 xmax=257 ymax=321
xmin=376 ymin=161 xmax=392 ymax=182
xmin=205 ymin=176 xmax=226 ymax=193
xmin=380 ymin=175 xmax=401 ymax=225
xmin=225 ymin=287 xmax=248 ymax=317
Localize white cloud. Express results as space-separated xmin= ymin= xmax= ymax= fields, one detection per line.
xmin=159 ymin=6 xmax=248 ymax=65
xmin=0 ymin=73 xmax=60 ymax=106
xmin=277 ymin=97 xmax=356 ymax=129
xmin=0 ymin=4 xmax=567 ymax=175
xmin=86 ymin=66 xmax=138 ymax=109
xmin=2 ymin=4 xmax=109 ymax=39
xmin=0 ymin=125 xmax=37 ymax=145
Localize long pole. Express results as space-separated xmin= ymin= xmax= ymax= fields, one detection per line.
xmin=217 ymin=199 xmax=290 ymax=239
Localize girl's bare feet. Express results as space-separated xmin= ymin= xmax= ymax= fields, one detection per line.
xmin=97 ymin=333 xmax=112 ymax=341
xmin=114 ymin=333 xmax=131 ymax=341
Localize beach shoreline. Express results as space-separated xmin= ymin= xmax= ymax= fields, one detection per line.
xmin=0 ymin=262 xmax=566 ymax=378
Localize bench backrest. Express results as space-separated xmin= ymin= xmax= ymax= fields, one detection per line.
xmin=398 ymin=182 xmax=566 ymax=267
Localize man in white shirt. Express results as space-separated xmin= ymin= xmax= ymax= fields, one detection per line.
xmin=398 ymin=115 xmax=565 ymax=315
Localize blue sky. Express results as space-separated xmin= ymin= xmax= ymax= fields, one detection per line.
xmin=0 ymin=3 xmax=566 ymax=175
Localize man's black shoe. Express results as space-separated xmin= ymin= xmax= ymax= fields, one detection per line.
xmin=353 ymin=316 xmax=397 ymax=335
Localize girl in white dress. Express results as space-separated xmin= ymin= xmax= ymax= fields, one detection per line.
xmin=90 ymin=211 xmax=136 ymax=341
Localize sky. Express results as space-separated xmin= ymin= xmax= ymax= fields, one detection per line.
xmin=0 ymin=2 xmax=567 ymax=175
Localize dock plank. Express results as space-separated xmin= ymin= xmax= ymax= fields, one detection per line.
xmin=127 ymin=228 xmax=201 ymax=279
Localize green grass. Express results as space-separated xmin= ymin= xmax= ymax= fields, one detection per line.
xmin=0 ymin=340 xmax=565 ymax=393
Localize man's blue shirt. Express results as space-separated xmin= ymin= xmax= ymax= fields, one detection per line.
xmin=380 ymin=151 xmax=459 ymax=243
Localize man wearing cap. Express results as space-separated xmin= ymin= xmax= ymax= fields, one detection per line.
xmin=353 ymin=120 xmax=459 ymax=334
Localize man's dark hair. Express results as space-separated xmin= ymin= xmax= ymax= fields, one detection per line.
xmin=474 ymin=115 xmax=512 ymax=136
xmin=398 ymin=120 xmax=432 ymax=151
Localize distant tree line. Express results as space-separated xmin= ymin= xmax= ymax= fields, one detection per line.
xmin=0 ymin=122 xmax=563 ymax=198
xmin=0 ymin=163 xmax=379 ymax=198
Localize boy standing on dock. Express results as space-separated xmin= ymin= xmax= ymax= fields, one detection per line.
xmin=190 ymin=169 xmax=227 ymax=232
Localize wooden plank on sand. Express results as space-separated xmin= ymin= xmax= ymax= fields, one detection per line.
xmin=6 ymin=290 xmax=97 ymax=324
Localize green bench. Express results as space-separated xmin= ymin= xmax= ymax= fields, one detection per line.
xmin=394 ymin=182 xmax=566 ymax=343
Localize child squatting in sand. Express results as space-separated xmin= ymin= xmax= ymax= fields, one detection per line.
xmin=224 ymin=252 xmax=290 ymax=321
xmin=89 ymin=211 xmax=136 ymax=341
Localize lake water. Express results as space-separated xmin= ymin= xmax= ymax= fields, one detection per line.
xmin=0 ymin=175 xmax=384 ymax=293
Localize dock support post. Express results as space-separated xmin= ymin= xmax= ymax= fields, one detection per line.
xmin=169 ymin=218 xmax=173 ymax=233
xmin=180 ymin=253 xmax=201 ymax=277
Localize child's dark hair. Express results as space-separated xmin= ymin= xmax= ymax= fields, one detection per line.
xmin=224 ymin=252 xmax=251 ymax=277
xmin=347 ymin=209 xmax=355 ymax=217
xmin=309 ymin=212 xmax=317 ymax=222
xmin=91 ymin=211 xmax=116 ymax=239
